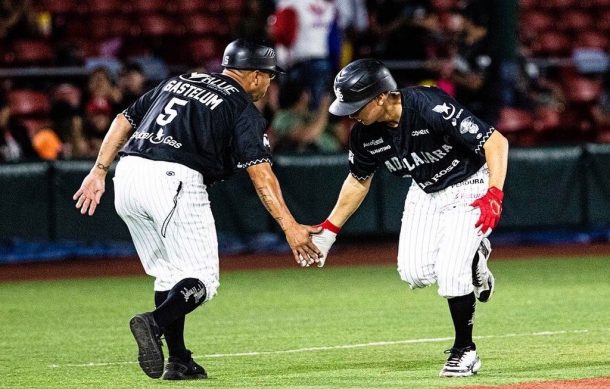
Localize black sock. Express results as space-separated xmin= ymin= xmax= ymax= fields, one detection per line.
xmin=152 ymin=278 xmax=206 ymax=329
xmin=447 ymin=292 xmax=476 ymax=350
xmin=154 ymin=291 xmax=190 ymax=361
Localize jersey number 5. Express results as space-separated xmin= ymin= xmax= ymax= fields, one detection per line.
xmin=156 ymin=97 xmax=188 ymax=126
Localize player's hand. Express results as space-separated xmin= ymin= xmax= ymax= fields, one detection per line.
xmin=284 ymin=223 xmax=322 ymax=267
xmin=73 ymin=169 xmax=106 ymax=216
xmin=310 ymin=219 xmax=340 ymax=267
xmin=470 ymin=187 xmax=504 ymax=234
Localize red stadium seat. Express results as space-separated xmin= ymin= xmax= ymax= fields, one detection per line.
xmin=559 ymin=10 xmax=593 ymax=32
xmin=172 ymin=0 xmax=206 ymax=13
xmin=86 ymin=0 xmax=124 ymax=14
xmin=519 ymin=11 xmax=553 ymax=32
xmin=597 ymin=11 xmax=610 ymax=31
xmin=39 ymin=0 xmax=81 ymax=14
xmin=496 ymin=107 xmax=534 ymax=133
xmin=575 ymin=31 xmax=609 ymax=51
xmin=188 ymin=38 xmax=218 ymax=64
xmin=183 ymin=14 xmax=230 ymax=37
xmin=138 ymin=14 xmax=178 ymax=36
xmin=8 ymin=90 xmax=51 ymax=116
xmin=221 ymin=0 xmax=244 ymax=13
xmin=130 ymin=0 xmax=165 ymax=13
xmin=519 ymin=0 xmax=538 ymax=10
xmin=562 ymin=76 xmax=602 ymax=104
xmin=539 ymin=0 xmax=576 ymax=8
xmin=9 ymin=40 xmax=55 ymax=65
xmin=531 ymin=32 xmax=571 ymax=56
xmin=430 ymin=0 xmax=459 ymax=11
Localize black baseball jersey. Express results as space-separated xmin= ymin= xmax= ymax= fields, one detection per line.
xmin=348 ymin=86 xmax=494 ymax=193
xmin=120 ymin=72 xmax=271 ymax=185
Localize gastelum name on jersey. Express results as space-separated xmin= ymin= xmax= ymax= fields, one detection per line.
xmin=163 ymin=79 xmax=231 ymax=110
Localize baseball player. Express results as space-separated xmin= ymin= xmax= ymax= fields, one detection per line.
xmin=73 ymin=39 xmax=321 ymax=380
xmin=311 ymin=59 xmax=508 ymax=377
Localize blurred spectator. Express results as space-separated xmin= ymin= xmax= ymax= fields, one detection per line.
xmin=0 ymin=0 xmax=37 ymax=40
xmin=253 ymin=81 xmax=280 ymax=126
xmin=31 ymin=126 xmax=62 ymax=160
xmin=0 ymin=92 xmax=38 ymax=162
xmin=86 ymin=67 xmax=122 ymax=110
xmin=118 ymin=62 xmax=147 ymax=107
xmin=366 ymin=0 xmax=431 ymax=60
xmin=83 ymin=97 xmax=113 ymax=156
xmin=271 ymin=80 xmax=344 ymax=153
xmin=592 ymin=72 xmax=610 ymax=141
xmin=270 ymin=0 xmax=338 ymax=110
xmin=235 ymin=0 xmax=276 ymax=42
xmin=335 ymin=0 xmax=369 ymax=65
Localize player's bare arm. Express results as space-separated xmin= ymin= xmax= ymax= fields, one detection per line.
xmin=246 ymin=162 xmax=322 ymax=265
xmin=482 ymin=130 xmax=509 ymax=190
xmin=73 ymin=114 xmax=134 ymax=216
xmin=310 ymin=174 xmax=373 ymax=267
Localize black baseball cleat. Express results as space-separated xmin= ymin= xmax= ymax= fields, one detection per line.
xmin=161 ymin=356 xmax=208 ymax=380
xmin=129 ymin=312 xmax=164 ymax=378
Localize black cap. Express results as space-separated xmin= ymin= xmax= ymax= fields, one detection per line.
xmin=222 ymin=39 xmax=286 ymax=74
xmin=329 ymin=58 xmax=397 ymax=116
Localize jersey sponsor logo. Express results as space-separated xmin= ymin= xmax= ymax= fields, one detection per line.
xmin=131 ymin=128 xmax=183 ymax=149
xmin=459 ymin=116 xmax=479 ymax=135
xmin=432 ymin=102 xmax=463 ymax=126
xmin=178 ymin=72 xmax=240 ymax=95
xmin=363 ymin=137 xmax=383 ymax=147
xmin=369 ymin=145 xmax=391 ymax=155
xmin=384 ymin=144 xmax=453 ymax=173
xmin=163 ymin=80 xmax=224 ymax=110
xmin=417 ymin=159 xmax=460 ymax=189
xmin=348 ymin=150 xmax=354 ymax=164
xmin=411 ymin=129 xmax=429 ymax=136
xmin=263 ymin=134 xmax=270 ymax=148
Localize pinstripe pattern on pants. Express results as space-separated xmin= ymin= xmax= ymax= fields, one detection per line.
xmin=113 ymin=156 xmax=219 ymax=300
xmin=397 ymin=165 xmax=489 ymax=298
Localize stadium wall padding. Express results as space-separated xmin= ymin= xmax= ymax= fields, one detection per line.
xmin=1 ymin=146 xmax=609 ymax=242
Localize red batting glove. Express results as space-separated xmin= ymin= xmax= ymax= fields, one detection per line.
xmin=470 ymin=187 xmax=504 ymax=234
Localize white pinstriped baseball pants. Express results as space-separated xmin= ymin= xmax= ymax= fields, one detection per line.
xmin=113 ymin=156 xmax=219 ymax=300
xmin=397 ymin=165 xmax=490 ymax=298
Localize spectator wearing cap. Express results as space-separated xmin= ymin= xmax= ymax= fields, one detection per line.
xmin=0 ymin=91 xmax=38 ymax=162
xmin=83 ymin=97 xmax=113 ymax=157
xmin=271 ymin=80 xmax=345 ymax=153
xmin=118 ymin=63 xmax=147 ymax=108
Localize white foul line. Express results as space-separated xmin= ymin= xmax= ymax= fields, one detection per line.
xmin=48 ymin=328 xmax=607 ymax=369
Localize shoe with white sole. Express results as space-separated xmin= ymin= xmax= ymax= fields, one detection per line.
xmin=439 ymin=346 xmax=481 ymax=377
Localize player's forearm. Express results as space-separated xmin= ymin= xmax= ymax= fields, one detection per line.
xmin=327 ymin=174 xmax=371 ymax=227
xmin=483 ymin=130 xmax=509 ymax=190
xmin=92 ymin=114 xmax=134 ymax=174
xmin=247 ymin=163 xmax=298 ymax=231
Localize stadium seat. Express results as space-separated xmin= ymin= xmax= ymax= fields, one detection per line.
xmin=559 ymin=10 xmax=593 ymax=32
xmin=221 ymin=0 xmax=244 ymax=13
xmin=188 ymin=38 xmax=218 ymax=65
xmin=86 ymin=0 xmax=124 ymax=14
xmin=519 ymin=11 xmax=553 ymax=32
xmin=562 ymin=76 xmax=603 ymax=104
xmin=172 ymin=0 xmax=206 ymax=13
xmin=39 ymin=0 xmax=81 ymax=14
xmin=10 ymin=40 xmax=55 ymax=65
xmin=184 ymin=14 xmax=229 ymax=37
xmin=597 ymin=11 xmax=610 ymax=31
xmin=519 ymin=0 xmax=538 ymax=10
xmin=430 ymin=0 xmax=459 ymax=11
xmin=532 ymin=32 xmax=571 ymax=56
xmin=130 ymin=0 xmax=166 ymax=14
xmin=138 ymin=15 xmax=178 ymax=37
xmin=539 ymin=0 xmax=576 ymax=8
xmin=8 ymin=90 xmax=51 ymax=117
xmin=575 ymin=31 xmax=610 ymax=51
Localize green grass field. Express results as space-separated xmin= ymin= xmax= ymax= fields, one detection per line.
xmin=1 ymin=256 xmax=609 ymax=388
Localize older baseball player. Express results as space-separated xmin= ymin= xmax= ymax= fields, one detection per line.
xmin=73 ymin=40 xmax=321 ymax=380
xmin=311 ymin=59 xmax=508 ymax=377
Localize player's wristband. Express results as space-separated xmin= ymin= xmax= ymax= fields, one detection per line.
xmin=321 ymin=219 xmax=341 ymax=234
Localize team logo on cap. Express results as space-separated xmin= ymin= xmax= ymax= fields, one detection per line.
xmin=334 ymin=87 xmax=344 ymax=102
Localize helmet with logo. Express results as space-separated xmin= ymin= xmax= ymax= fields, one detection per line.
xmin=329 ymin=58 xmax=397 ymax=116
xmin=222 ymin=39 xmax=285 ymax=74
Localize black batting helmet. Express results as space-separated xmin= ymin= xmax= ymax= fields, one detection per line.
xmin=222 ymin=39 xmax=285 ymax=74
xmin=329 ymin=59 xmax=397 ymax=116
